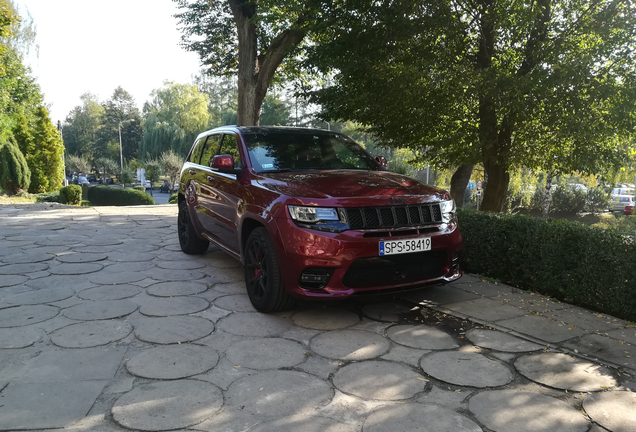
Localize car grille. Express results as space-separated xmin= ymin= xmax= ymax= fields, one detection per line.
xmin=345 ymin=204 xmax=442 ymax=230
xmin=342 ymin=250 xmax=447 ymax=288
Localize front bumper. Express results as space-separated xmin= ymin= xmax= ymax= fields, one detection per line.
xmin=273 ymin=218 xmax=463 ymax=299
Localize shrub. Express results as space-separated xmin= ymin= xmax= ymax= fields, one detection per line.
xmin=87 ymin=185 xmax=154 ymax=206
xmin=0 ymin=135 xmax=31 ymax=195
xmin=585 ymin=187 xmax=612 ymax=213
xmin=59 ymin=185 xmax=82 ymax=205
xmin=458 ymin=209 xmax=636 ymax=321
xmin=133 ymin=185 xmax=145 ymax=191
xmin=35 ymin=191 xmax=60 ymax=203
xmin=551 ymin=186 xmax=586 ymax=214
xmin=168 ymin=193 xmax=178 ymax=204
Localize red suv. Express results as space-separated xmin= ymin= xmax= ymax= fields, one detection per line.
xmin=177 ymin=126 xmax=462 ymax=312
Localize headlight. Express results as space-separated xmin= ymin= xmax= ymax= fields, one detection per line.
xmin=288 ymin=206 xmax=348 ymax=232
xmin=440 ymin=199 xmax=456 ymax=223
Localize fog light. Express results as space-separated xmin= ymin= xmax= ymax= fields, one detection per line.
xmin=299 ymin=268 xmax=334 ymax=289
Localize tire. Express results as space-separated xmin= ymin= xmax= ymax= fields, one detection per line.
xmin=178 ymin=199 xmax=209 ymax=254
xmin=244 ymin=227 xmax=294 ymax=313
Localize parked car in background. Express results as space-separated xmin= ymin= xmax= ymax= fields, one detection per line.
xmin=611 ymin=195 xmax=636 ymax=212
xmin=85 ymin=174 xmax=97 ymax=183
xmin=611 ymin=186 xmax=635 ymax=199
xmin=133 ymin=180 xmax=152 ymax=189
xmin=98 ymin=177 xmax=114 ymax=185
xmin=177 ymin=126 xmax=463 ymax=313
xmin=76 ymin=175 xmax=89 ymax=185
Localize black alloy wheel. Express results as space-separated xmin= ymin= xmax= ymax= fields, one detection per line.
xmin=244 ymin=227 xmax=293 ymax=313
xmin=178 ymin=199 xmax=209 ymax=254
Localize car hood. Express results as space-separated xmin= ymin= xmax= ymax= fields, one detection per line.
xmin=256 ymin=170 xmax=449 ymax=202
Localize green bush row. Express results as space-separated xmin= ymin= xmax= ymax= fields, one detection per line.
xmin=458 ymin=209 xmax=636 ymax=321
xmin=87 ymin=185 xmax=154 ymax=206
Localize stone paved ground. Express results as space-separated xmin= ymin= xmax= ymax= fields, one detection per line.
xmin=0 ymin=203 xmax=635 ymax=432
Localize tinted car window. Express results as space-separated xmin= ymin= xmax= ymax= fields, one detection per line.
xmin=188 ymin=137 xmax=207 ymax=164
xmin=243 ymin=132 xmax=379 ymax=173
xmin=219 ymin=135 xmax=242 ymax=169
xmin=200 ymin=135 xmax=222 ymax=167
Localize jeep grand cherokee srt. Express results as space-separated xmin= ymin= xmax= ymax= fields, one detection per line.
xmin=177 ymin=126 xmax=462 ymax=312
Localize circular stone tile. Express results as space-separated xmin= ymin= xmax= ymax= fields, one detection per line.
xmin=49 ymin=263 xmax=104 ymax=275
xmin=251 ymin=416 xmax=358 ymax=432
xmin=292 ymin=308 xmax=360 ymax=330
xmin=155 ymin=260 xmax=207 ymax=270
xmin=0 ymin=305 xmax=59 ymax=327
xmin=24 ymin=275 xmax=93 ymax=290
xmin=112 ymin=380 xmax=223 ymax=431
xmin=226 ymin=338 xmax=307 ymax=369
xmin=5 ymin=287 xmax=75 ymax=305
xmin=214 ymin=295 xmax=255 ymax=312
xmin=310 ymin=330 xmax=390 ymax=360
xmin=134 ymin=316 xmax=215 ymax=344
xmin=51 ymin=320 xmax=133 ymax=348
xmin=420 ymin=352 xmax=514 ymax=388
xmin=514 ymin=353 xmax=617 ymax=392
xmin=469 ymin=390 xmax=588 ymax=432
xmin=362 ymin=303 xmax=412 ymax=322
xmin=333 ymin=360 xmax=426 ymax=400
xmin=63 ymin=300 xmax=138 ymax=321
xmin=387 ymin=324 xmax=458 ymax=350
xmin=0 ymin=326 xmax=44 ymax=348
xmin=138 ymin=296 xmax=209 ymax=317
xmin=0 ymin=263 xmax=49 ymax=274
xmin=465 ymin=328 xmax=544 ymax=352
xmin=1 ymin=252 xmax=54 ymax=264
xmin=78 ymin=285 xmax=142 ymax=301
xmin=147 ymin=268 xmax=206 ymax=281
xmin=103 ymin=262 xmax=156 ymax=274
xmin=0 ymin=275 xmax=28 ymax=287
xmin=217 ymin=312 xmax=292 ymax=337
xmin=56 ymin=253 xmax=108 ymax=263
xmin=82 ymin=239 xmax=123 ymax=246
xmin=146 ymin=281 xmax=208 ymax=297
xmin=107 ymin=252 xmax=156 ymax=262
xmin=89 ymin=271 xmax=147 ymax=284
xmin=364 ymin=403 xmax=482 ymax=432
xmin=212 ymin=282 xmax=245 ymax=294
xmin=126 ymin=345 xmax=219 ymax=379
xmin=583 ymin=391 xmax=636 ymax=432
xmin=227 ymin=370 xmax=333 ymax=416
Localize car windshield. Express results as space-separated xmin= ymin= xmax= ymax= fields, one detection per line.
xmin=243 ymin=131 xmax=380 ymax=173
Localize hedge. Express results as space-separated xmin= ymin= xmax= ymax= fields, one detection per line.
xmin=458 ymin=209 xmax=636 ymax=321
xmin=87 ymin=185 xmax=154 ymax=206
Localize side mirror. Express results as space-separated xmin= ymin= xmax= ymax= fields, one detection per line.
xmin=211 ymin=155 xmax=234 ymax=169
xmin=375 ymin=156 xmax=388 ymax=169
xmin=211 ymin=155 xmax=243 ymax=177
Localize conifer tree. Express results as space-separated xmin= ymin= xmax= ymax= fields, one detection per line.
xmin=0 ymin=134 xmax=30 ymax=195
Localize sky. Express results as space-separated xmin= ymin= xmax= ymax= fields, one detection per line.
xmin=14 ymin=0 xmax=203 ymax=123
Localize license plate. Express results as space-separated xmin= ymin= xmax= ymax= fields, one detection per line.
xmin=379 ymin=237 xmax=431 ymax=256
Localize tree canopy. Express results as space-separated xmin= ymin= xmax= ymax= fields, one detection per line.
xmin=139 ymin=81 xmax=210 ymax=159
xmin=1 ymin=0 xmax=64 ymax=194
xmin=308 ymin=0 xmax=636 ymax=211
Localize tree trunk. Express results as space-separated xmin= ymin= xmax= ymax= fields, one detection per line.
xmin=450 ymin=164 xmax=474 ymax=208
xmin=542 ymin=172 xmax=553 ymax=218
xmin=230 ymin=1 xmax=259 ymax=126
xmin=481 ymin=157 xmax=510 ymax=212
xmin=230 ymin=1 xmax=306 ymax=126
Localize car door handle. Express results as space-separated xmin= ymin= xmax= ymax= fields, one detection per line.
xmin=189 ymin=170 xmax=196 ymax=175
xmin=207 ymin=176 xmax=215 ymax=182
